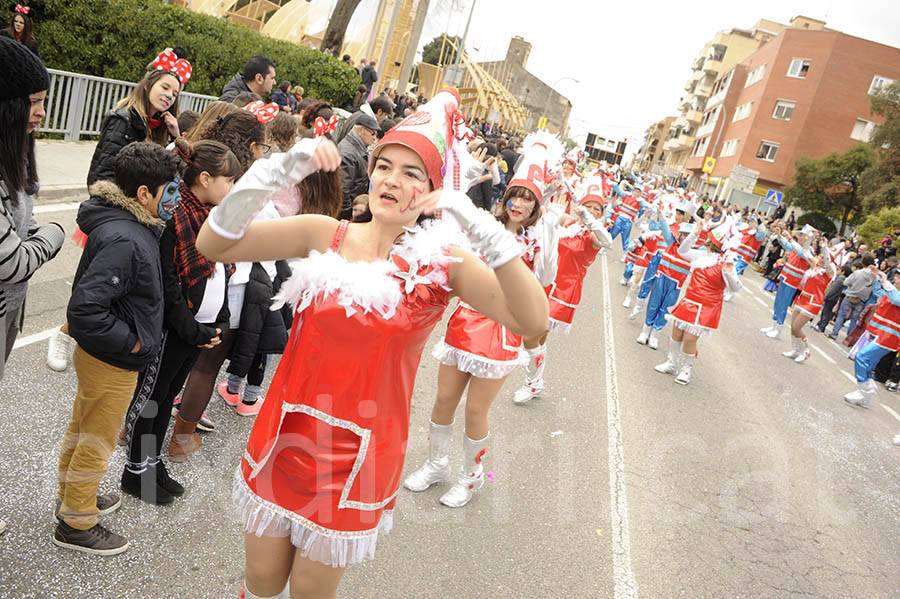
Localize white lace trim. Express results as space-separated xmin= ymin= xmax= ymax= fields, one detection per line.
xmin=271 ymin=217 xmax=465 ymax=319
xmin=665 ymin=315 xmax=714 ymax=338
xmin=233 ymin=469 xmax=393 ymax=568
xmin=548 ymin=318 xmax=573 ymax=335
xmin=431 ymin=339 xmax=523 ymax=379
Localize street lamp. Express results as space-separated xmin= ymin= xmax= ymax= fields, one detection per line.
xmin=542 ymin=77 xmax=579 ymax=133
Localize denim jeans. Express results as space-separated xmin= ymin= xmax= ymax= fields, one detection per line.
xmin=830 ymin=296 xmax=865 ymax=339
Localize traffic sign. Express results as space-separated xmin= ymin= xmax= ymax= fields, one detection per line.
xmin=537 ymin=116 xmax=548 ymax=130
xmin=730 ymin=164 xmax=760 ymax=194
xmin=764 ymin=189 xmax=784 ymax=207
xmin=702 ymin=156 xmax=716 ymax=174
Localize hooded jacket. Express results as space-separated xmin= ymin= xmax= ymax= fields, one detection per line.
xmin=67 ymin=182 xmax=165 ymax=371
xmin=219 ymin=72 xmax=252 ymax=103
xmin=86 ymin=108 xmax=148 ymax=187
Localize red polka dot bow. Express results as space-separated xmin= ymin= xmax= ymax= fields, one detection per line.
xmin=313 ymin=115 xmax=339 ymax=138
xmin=152 ymin=49 xmax=192 ymax=85
xmin=243 ymin=101 xmax=280 ymax=124
xmin=14 ymin=5 xmax=30 ymax=14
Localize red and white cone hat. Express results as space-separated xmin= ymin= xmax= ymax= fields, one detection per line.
xmin=508 ymin=130 xmax=564 ymax=199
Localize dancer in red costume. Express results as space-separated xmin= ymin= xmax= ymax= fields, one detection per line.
xmin=196 ymin=89 xmax=549 ymax=599
xmin=782 ymin=250 xmax=835 ymax=364
xmin=405 ymin=131 xmax=563 ymax=508
xmin=654 ymin=216 xmax=742 ymax=385
xmin=513 ymin=176 xmax=614 ymax=404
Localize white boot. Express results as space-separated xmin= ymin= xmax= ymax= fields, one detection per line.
xmin=628 ymin=296 xmax=647 ymax=320
xmin=403 ymin=421 xmax=453 ymax=492
xmin=619 ymin=275 xmax=628 ymax=286
xmin=440 ymin=434 xmax=488 ymax=508
xmin=723 ymin=290 xmax=734 ymax=302
xmin=794 ymin=336 xmax=810 ymax=363
xmin=893 ymin=433 xmax=900 ymax=446
xmin=674 ymin=352 xmax=695 ymax=385
xmin=760 ymin=324 xmax=775 ymax=334
xmin=843 ymin=380 xmax=876 ymax=408
xmin=513 ymin=344 xmax=546 ymax=405
xmin=654 ymin=339 xmax=683 ymax=375
xmin=765 ymin=323 xmax=782 ymax=339
xmin=648 ymin=328 xmax=660 ymax=350
xmin=636 ymin=324 xmax=651 ymax=345
xmin=782 ymin=336 xmax=801 ymax=359
xmin=622 ymin=282 xmax=638 ymax=308
xmin=46 ymin=327 xmax=75 ymax=372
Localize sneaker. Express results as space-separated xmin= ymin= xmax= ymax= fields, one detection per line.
xmin=513 ymin=382 xmax=542 ymax=405
xmin=794 ymin=351 xmax=810 ymax=364
xmin=236 ymin=398 xmax=263 ymax=417
xmin=760 ymin=325 xmax=774 ymax=334
xmin=217 ymin=382 xmax=241 ymax=407
xmin=155 ymin=461 xmax=184 ymax=497
xmin=120 ymin=469 xmax=174 ymax=505
xmin=886 ymin=381 xmax=898 ymax=392
xmin=46 ymin=327 xmax=75 ymax=372
xmin=782 ymin=349 xmax=799 ymax=359
xmin=52 ymin=520 xmax=129 ymax=556
xmin=196 ymin=411 xmax=216 ymax=432
xmin=55 ymin=494 xmax=121 ymax=521
xmin=765 ymin=328 xmax=781 ymax=339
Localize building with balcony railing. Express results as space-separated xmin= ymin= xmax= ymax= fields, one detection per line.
xmin=636 ymin=117 xmax=675 ymax=171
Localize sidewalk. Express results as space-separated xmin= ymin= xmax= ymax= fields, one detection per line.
xmin=34 ymin=139 xmax=97 ymax=202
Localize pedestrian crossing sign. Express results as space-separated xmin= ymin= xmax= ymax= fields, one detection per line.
xmin=702 ymin=156 xmax=716 ymax=174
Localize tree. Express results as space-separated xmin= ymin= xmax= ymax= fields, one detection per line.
xmin=860 ymin=81 xmax=900 ymax=212
xmin=856 ymin=207 xmax=900 ymax=246
xmin=421 ymin=34 xmax=460 ymax=66
xmin=783 ymin=144 xmax=875 ymax=236
xmin=320 ymin=0 xmax=363 ymax=55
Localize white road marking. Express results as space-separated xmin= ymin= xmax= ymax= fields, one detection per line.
xmin=33 ymin=202 xmax=80 ymax=214
xmin=743 ymin=287 xmax=757 ymax=298
xmin=841 ymin=370 xmax=857 ymax=384
xmin=752 ymin=296 xmax=768 ymax=308
xmin=11 ymin=326 xmax=57 ymax=350
xmin=600 ymin=253 xmax=638 ymax=599
xmin=882 ymin=404 xmax=900 ymax=423
xmin=808 ymin=343 xmax=836 ymax=364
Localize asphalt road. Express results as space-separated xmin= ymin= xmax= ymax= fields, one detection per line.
xmin=1 ymin=201 xmax=898 ymax=599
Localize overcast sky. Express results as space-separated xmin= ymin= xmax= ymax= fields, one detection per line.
xmin=342 ymin=0 xmax=900 ymax=159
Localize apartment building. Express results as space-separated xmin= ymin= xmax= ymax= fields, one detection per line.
xmin=636 ymin=117 xmax=675 ymax=171
xmin=685 ymin=23 xmax=900 ymax=208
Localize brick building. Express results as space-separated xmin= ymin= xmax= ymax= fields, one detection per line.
xmin=685 ymin=22 xmax=900 ymax=209
xmin=636 ymin=117 xmax=675 ymax=171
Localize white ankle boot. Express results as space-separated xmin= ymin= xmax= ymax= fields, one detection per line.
xmin=628 ymin=297 xmax=646 ymax=320
xmin=655 ymin=339 xmax=682 ymax=375
xmin=794 ymin=336 xmax=810 ymax=363
xmin=440 ymin=434 xmax=488 ymax=508
xmin=514 ymin=344 xmax=546 ymax=405
xmin=648 ymin=328 xmax=660 ymax=350
xmin=674 ymin=352 xmax=695 ymax=385
xmin=636 ymin=324 xmax=651 ymax=345
xmin=765 ymin=324 xmax=782 ymax=339
xmin=403 ymin=421 xmax=453 ymax=492
xmin=46 ymin=327 xmax=75 ymax=372
xmin=844 ymin=380 xmax=876 ymax=408
xmin=783 ymin=336 xmax=801 ymax=359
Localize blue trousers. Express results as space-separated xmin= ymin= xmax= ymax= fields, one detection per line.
xmin=772 ymin=282 xmax=798 ymax=325
xmin=645 ymin=274 xmax=681 ymax=331
xmin=735 ymin=257 xmax=749 ymax=275
xmin=638 ymin=253 xmax=661 ymax=299
xmin=623 ymin=262 xmax=634 ymax=281
xmin=854 ymin=341 xmax=891 ymax=382
xmin=610 ymin=218 xmax=633 ymax=253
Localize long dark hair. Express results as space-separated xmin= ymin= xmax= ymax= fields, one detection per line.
xmin=0 ymin=96 xmax=36 ymax=194
xmin=198 ymin=110 xmax=264 ymax=174
xmin=116 ymin=69 xmax=181 ymax=146
xmin=174 ymin=137 xmax=242 ymax=187
xmin=300 ymin=100 xmax=333 ymax=130
xmin=7 ymin=12 xmax=33 ymax=48
xmin=296 ymin=131 xmax=341 ymax=218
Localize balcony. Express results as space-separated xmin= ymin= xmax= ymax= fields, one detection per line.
xmin=684 ymin=78 xmax=698 ymax=93
xmin=685 ymin=109 xmax=704 ymax=125
xmin=702 ymin=57 xmax=723 ymax=75
xmin=664 ymin=131 xmax=693 ymax=153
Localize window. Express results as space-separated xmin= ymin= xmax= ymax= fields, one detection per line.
xmin=691 ymin=137 xmax=710 ymax=157
xmin=745 ymin=64 xmax=766 ymax=87
xmin=756 ymin=141 xmax=779 ymax=161
xmin=869 ymin=75 xmax=896 ymax=95
xmin=721 ymin=139 xmax=739 ymax=157
xmin=787 ymin=58 xmax=811 ymax=78
xmin=732 ymin=102 xmax=753 ymax=122
xmin=850 ymin=119 xmax=879 ymax=142
xmin=772 ymin=100 xmax=796 ymax=120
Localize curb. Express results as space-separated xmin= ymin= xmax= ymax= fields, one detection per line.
xmin=35 ymin=186 xmax=87 ymax=204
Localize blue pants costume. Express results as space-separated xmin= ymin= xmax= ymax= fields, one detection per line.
xmin=735 ymin=257 xmax=749 ymax=275
xmin=772 ymin=281 xmax=798 ymax=325
xmin=854 ymin=341 xmax=891 ymax=382
xmin=645 ymin=274 xmax=681 ymax=331
xmin=610 ymin=217 xmax=633 ymax=253
xmin=638 ymin=253 xmax=661 ymax=299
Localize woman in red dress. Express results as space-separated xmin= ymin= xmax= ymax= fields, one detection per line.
xmin=404 ymin=131 xmax=563 ymax=508
xmin=654 ymin=216 xmax=742 ymax=385
xmin=782 ymin=250 xmax=835 ymax=364
xmin=197 ymin=90 xmax=549 ymax=599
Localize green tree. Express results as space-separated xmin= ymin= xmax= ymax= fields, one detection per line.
xmin=421 ymin=35 xmax=460 ymax=66
xmin=783 ymin=144 xmax=875 ymax=236
xmin=856 ymin=207 xmax=900 ymax=246
xmin=860 ymin=81 xmax=900 ymax=212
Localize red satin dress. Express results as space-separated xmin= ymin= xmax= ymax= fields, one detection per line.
xmin=548 ymin=224 xmax=598 ymax=334
xmin=667 ymin=258 xmax=728 ymax=337
xmin=235 ymin=219 xmax=455 ymax=567
xmin=794 ymin=269 xmax=832 ymax=318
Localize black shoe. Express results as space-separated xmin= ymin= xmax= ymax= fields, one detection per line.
xmin=155 ymin=461 xmax=184 ymax=497
xmin=52 ymin=520 xmax=129 ymax=556
xmin=55 ymin=494 xmax=121 ymax=521
xmin=121 ymin=468 xmax=174 ymax=505
xmin=886 ymin=381 xmax=898 ymax=392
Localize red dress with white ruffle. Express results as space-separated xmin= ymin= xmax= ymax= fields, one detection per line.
xmin=793 ymin=269 xmax=832 ymax=318
xmin=235 ymin=219 xmax=456 ymax=567
xmin=666 ymin=257 xmax=728 ymax=337
xmin=548 ymin=223 xmax=598 ymax=334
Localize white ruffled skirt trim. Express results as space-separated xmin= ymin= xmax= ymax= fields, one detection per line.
xmin=548 ymin=319 xmax=572 ymax=335
xmin=431 ymin=340 xmax=522 ymax=379
xmin=233 ymin=469 xmax=393 ymax=568
xmin=665 ymin=315 xmax=714 ymax=339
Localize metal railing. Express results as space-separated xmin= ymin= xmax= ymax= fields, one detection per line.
xmin=39 ymin=68 xmax=218 ymax=141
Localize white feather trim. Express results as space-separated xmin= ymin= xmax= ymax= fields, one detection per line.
xmin=519 ymin=130 xmax=566 ymax=172
xmin=689 ymin=252 xmax=724 ymax=271
xmin=431 ymin=340 xmax=523 ymax=379
xmin=270 ymin=217 xmax=466 ymax=318
xmin=557 ymin=223 xmax=586 ymax=240
xmin=665 ymin=315 xmax=714 ymax=338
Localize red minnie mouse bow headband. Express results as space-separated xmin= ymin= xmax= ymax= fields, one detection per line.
xmin=243 ymin=100 xmax=279 ymax=124
xmin=152 ymin=49 xmax=192 ymax=86
xmin=14 ymin=4 xmax=30 ymax=14
xmin=313 ymin=115 xmax=339 ymax=138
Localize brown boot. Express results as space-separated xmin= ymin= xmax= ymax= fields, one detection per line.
xmin=168 ymin=414 xmax=202 ymax=463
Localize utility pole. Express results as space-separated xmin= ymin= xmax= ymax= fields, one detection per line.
xmin=396 ymin=0 xmax=430 ymax=96
xmin=447 ymin=0 xmax=476 ymax=86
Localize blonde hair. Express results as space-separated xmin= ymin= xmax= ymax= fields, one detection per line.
xmin=184 ymin=102 xmax=240 ymax=143
xmin=116 ymin=70 xmax=181 ymax=146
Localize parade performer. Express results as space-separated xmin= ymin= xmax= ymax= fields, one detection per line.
xmin=781 ymin=250 xmax=836 ymax=364
xmin=405 ymin=130 xmax=562 ymax=507
xmin=512 ymin=177 xmax=614 ymax=404
xmin=654 ymin=217 xmax=742 ymax=385
xmin=609 ymin=183 xmax=645 ymax=253
xmin=843 ymin=270 xmax=900 ymax=408
xmin=635 ymin=199 xmax=696 ymax=349
xmin=733 ymin=216 xmax=767 ymax=276
xmin=760 ymin=225 xmax=816 ymax=339
xmin=622 ymin=217 xmax=662 ymax=309
xmin=628 ymin=191 xmax=680 ymax=321
xmin=196 ymin=89 xmax=549 ymax=599
xmin=559 ymin=149 xmax=582 ymax=213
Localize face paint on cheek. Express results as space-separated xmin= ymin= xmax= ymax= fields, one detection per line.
xmin=157 ymin=177 xmax=182 ymax=221
xmin=507 ymin=200 xmax=515 ymax=212
xmin=400 ymin=185 xmax=424 ymax=214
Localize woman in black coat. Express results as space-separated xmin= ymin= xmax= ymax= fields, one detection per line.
xmin=0 ymin=8 xmax=38 ymax=57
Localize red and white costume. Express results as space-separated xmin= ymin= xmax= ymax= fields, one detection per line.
xmin=548 ymin=222 xmax=599 ymax=333
xmin=793 ymin=261 xmax=836 ymax=319
xmin=235 ymin=218 xmax=463 ymax=567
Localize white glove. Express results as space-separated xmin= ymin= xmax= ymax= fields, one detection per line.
xmin=578 ymin=206 xmax=613 ymax=249
xmin=438 ymin=191 xmax=523 ymax=269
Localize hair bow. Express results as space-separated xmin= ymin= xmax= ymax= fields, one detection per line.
xmin=152 ymin=49 xmax=192 ymax=85
xmin=14 ymin=4 xmax=30 ymax=14
xmin=313 ymin=115 xmax=339 ymax=138
xmin=243 ymin=101 xmax=279 ymax=124
xmin=449 ymin=109 xmax=475 ymax=142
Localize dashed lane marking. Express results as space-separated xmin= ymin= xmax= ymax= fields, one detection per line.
xmin=808 ymin=343 xmax=837 ymax=365
xmin=841 ymin=370 xmax=857 ymax=384
xmin=600 ymin=253 xmax=639 ymax=599
xmin=752 ymin=296 xmax=768 ymax=308
xmin=882 ymin=404 xmax=900 ymax=423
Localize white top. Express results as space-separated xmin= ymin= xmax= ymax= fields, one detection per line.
xmin=195 ymin=262 xmax=226 ymax=324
